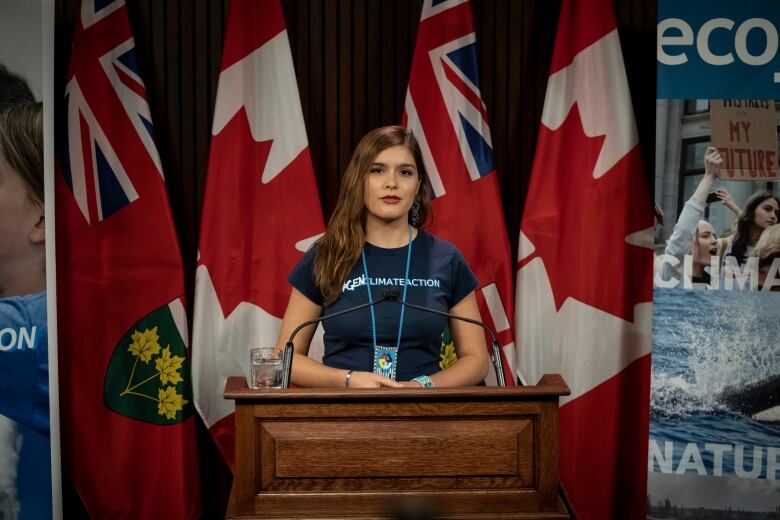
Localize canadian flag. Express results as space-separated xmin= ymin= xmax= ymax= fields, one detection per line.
xmin=191 ymin=0 xmax=324 ymax=468
xmin=515 ymin=0 xmax=653 ymax=518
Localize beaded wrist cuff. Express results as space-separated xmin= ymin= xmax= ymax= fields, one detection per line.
xmin=412 ymin=375 xmax=434 ymax=388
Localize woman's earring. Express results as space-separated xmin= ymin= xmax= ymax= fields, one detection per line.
xmin=411 ymin=200 xmax=421 ymax=226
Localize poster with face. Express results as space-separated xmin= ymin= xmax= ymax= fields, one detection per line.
xmin=650 ymin=0 xmax=780 ymax=513
xmin=0 ymin=1 xmax=56 ymax=519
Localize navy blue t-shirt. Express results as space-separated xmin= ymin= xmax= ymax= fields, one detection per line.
xmin=288 ymin=230 xmax=477 ymax=381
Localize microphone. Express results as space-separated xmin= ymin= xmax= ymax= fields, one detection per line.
xmin=280 ymin=292 xmax=398 ymax=388
xmin=382 ymin=289 xmax=509 ymax=387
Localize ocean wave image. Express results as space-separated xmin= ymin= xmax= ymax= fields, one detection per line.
xmin=648 ymin=287 xmax=780 ymax=512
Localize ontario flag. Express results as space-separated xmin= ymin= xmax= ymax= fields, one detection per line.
xmin=191 ymin=0 xmax=324 ymax=469
xmin=516 ymin=0 xmax=654 ymax=518
xmin=404 ymin=0 xmax=516 ymax=384
xmin=56 ymin=0 xmax=200 ymax=517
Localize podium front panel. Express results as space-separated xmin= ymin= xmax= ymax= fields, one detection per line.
xmin=260 ymin=418 xmax=533 ymax=484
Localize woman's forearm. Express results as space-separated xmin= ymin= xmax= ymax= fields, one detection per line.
xmin=425 ymin=352 xmax=490 ymax=387
xmin=290 ymin=353 xmax=349 ymax=388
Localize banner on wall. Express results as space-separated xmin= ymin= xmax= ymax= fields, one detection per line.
xmin=657 ymin=0 xmax=780 ymax=99
xmin=651 ymin=1 xmax=780 ymax=514
xmin=0 ymin=2 xmax=54 ymax=519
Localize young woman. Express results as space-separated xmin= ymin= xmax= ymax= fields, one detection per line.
xmin=0 ymin=103 xmax=48 ymax=431
xmin=0 ymin=102 xmax=48 ymax=518
xmin=722 ymin=191 xmax=779 ymax=266
xmin=276 ymin=126 xmax=489 ymax=388
xmin=657 ymin=146 xmax=721 ymax=286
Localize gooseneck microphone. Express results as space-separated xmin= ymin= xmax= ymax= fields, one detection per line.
xmin=381 ymin=289 xmax=508 ymax=387
xmin=280 ymin=292 xmax=398 ymax=388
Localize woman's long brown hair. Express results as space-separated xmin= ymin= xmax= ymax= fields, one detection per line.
xmin=0 ymin=102 xmax=43 ymax=206
xmin=731 ymin=191 xmax=780 ymax=265
xmin=314 ymin=126 xmax=431 ymax=305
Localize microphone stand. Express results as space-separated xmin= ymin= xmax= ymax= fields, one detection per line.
xmin=280 ymin=294 xmax=396 ymax=388
xmin=382 ymin=290 xmax=507 ymax=387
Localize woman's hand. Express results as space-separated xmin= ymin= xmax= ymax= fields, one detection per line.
xmin=715 ymin=187 xmax=732 ymax=205
xmin=716 ymin=187 xmax=742 ymax=216
xmin=347 ymin=371 xmax=405 ymax=389
xmin=704 ymin=146 xmax=723 ymax=178
xmin=692 ymin=147 xmax=723 ymax=202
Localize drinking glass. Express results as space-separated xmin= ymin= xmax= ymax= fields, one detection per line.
xmin=249 ymin=347 xmax=283 ymax=389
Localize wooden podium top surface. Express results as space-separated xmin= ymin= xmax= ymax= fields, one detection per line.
xmin=224 ymin=373 xmax=569 ymax=401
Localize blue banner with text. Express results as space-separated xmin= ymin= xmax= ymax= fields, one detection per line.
xmin=657 ymin=0 xmax=780 ymax=99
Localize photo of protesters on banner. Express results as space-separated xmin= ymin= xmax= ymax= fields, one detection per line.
xmin=654 ymin=100 xmax=779 ymax=292
xmin=649 ymin=97 xmax=780 ymax=516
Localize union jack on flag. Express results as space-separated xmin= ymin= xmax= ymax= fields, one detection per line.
xmin=405 ymin=4 xmax=494 ymax=198
xmin=404 ymin=0 xmax=516 ymax=384
xmin=58 ymin=0 xmax=162 ymax=224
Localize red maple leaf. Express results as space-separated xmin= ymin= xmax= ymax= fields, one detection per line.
xmin=520 ymin=105 xmax=652 ymax=322
xmin=198 ymin=108 xmax=324 ymax=318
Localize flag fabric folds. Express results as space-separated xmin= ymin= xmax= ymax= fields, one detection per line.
xmin=404 ymin=0 xmax=516 ymax=384
xmin=515 ymin=0 xmax=654 ymax=518
xmin=191 ymin=0 xmax=324 ymax=469
xmin=56 ymin=0 xmax=200 ymax=517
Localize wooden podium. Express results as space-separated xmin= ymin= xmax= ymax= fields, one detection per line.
xmin=224 ymin=375 xmax=572 ymax=519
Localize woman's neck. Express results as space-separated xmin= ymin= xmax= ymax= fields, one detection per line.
xmin=365 ymin=216 xmax=416 ymax=248
xmin=0 ymin=256 xmax=45 ymax=298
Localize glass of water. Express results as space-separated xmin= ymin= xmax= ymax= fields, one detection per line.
xmin=249 ymin=347 xmax=283 ymax=389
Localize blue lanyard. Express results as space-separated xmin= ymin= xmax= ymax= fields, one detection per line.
xmin=360 ymin=225 xmax=413 ymax=348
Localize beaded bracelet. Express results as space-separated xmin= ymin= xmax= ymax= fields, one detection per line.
xmin=345 ymin=370 xmax=354 ymax=388
xmin=412 ymin=375 xmax=434 ymax=388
